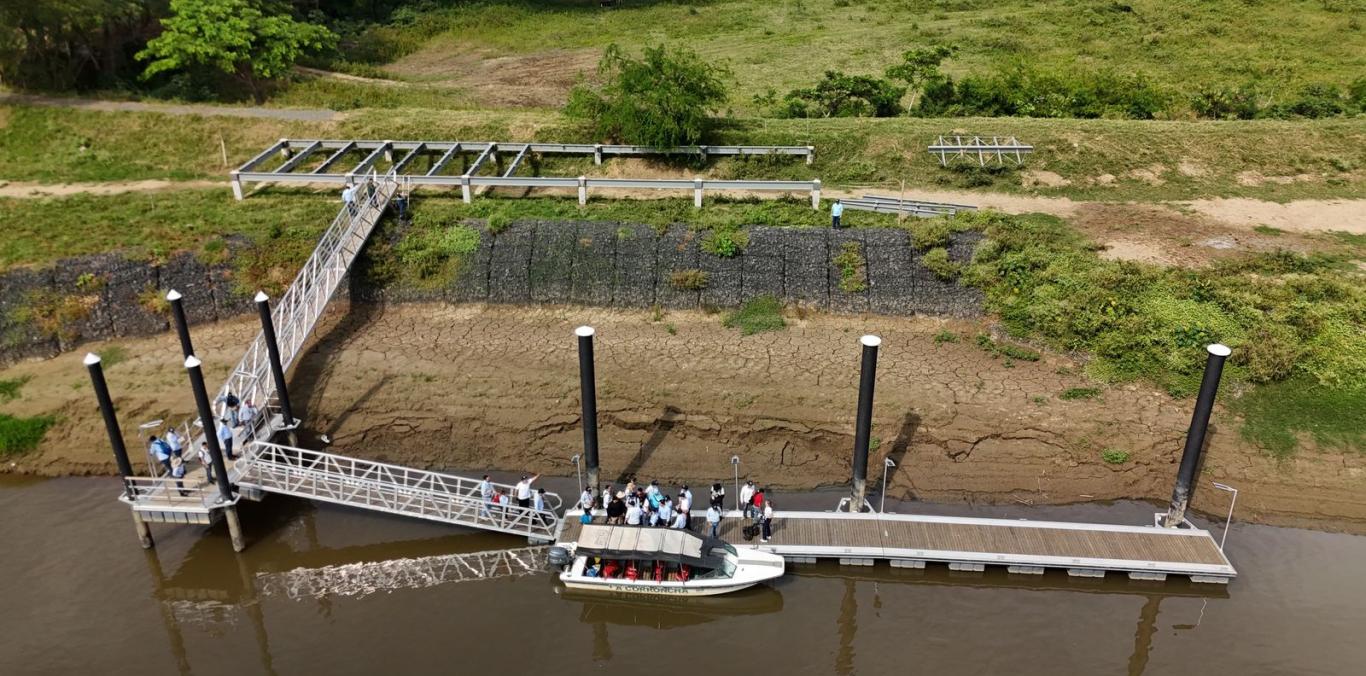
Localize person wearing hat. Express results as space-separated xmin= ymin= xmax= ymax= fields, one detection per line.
xmin=170 ymin=455 xmax=188 ymax=497
xmin=514 ymin=473 xmax=539 ymax=508
xmin=606 ymin=491 xmax=627 ymax=524
xmin=740 ymin=480 xmax=757 ymax=518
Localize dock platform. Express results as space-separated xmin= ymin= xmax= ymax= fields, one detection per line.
xmin=555 ymin=509 xmax=1236 ymax=584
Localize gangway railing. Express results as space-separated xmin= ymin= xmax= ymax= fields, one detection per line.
xmin=257 ymin=547 xmax=548 ymax=600
xmin=212 ymin=170 xmax=398 ymax=463
xmin=235 ymin=442 xmax=562 ymax=541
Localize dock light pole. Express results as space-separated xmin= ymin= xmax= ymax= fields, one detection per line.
xmin=166 ymin=290 xmax=194 ymax=359
xmin=731 ymin=455 xmax=741 ymax=512
xmin=185 ymin=355 xmax=245 ymax=552
xmin=1162 ymin=344 xmax=1230 ymax=528
xmin=850 ymin=335 xmax=881 ymax=512
xmin=85 ymin=353 xmax=154 ymax=548
xmin=1212 ymin=482 xmax=1239 ymax=552
xmin=576 ymin=326 xmax=601 ymax=497
xmin=255 ymin=292 xmax=297 ymax=444
xmin=880 ymin=457 xmax=896 ymax=514
xmin=571 ymin=454 xmax=583 ymax=496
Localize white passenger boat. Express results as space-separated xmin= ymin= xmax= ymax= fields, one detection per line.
xmin=550 ymin=524 xmax=785 ymax=597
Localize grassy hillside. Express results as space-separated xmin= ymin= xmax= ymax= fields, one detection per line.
xmin=4 ymin=105 xmax=1365 ymax=202
xmin=347 ymin=0 xmax=1366 ymax=114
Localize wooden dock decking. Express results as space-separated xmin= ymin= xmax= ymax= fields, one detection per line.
xmin=555 ymin=509 xmax=1236 ymax=584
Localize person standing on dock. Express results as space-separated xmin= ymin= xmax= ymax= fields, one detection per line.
xmin=740 ymin=480 xmax=756 ymax=518
xmin=625 ymin=499 xmax=643 ymax=526
xmin=170 ymin=456 xmax=188 ymax=497
xmin=710 ymin=483 xmax=725 ymax=510
xmin=514 ymin=474 xmax=539 ymax=508
xmin=607 ymin=492 xmax=626 ymax=524
xmin=165 ymin=428 xmax=183 ymax=459
xmin=672 ymin=507 xmax=689 ymax=530
xmin=677 ymin=489 xmax=692 ymax=523
xmin=831 ymin=199 xmax=844 ymax=229
xmin=761 ymin=500 xmax=775 ymax=542
xmin=479 ymin=475 xmax=494 ymax=518
xmin=239 ymin=400 xmax=258 ymax=430
xmin=341 ymin=183 xmax=356 ymax=216
xmin=198 ymin=442 xmax=215 ymax=482
xmin=148 ymin=436 xmax=173 ymax=475
xmin=707 ymin=504 xmax=721 ymax=537
xmin=579 ymin=486 xmax=594 ymax=512
xmin=217 ymin=418 xmax=236 ymax=460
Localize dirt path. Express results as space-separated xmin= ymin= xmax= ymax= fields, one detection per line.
xmin=0 ymin=179 xmax=224 ymax=199
xmin=0 ymin=92 xmax=341 ymax=122
xmin=3 ymin=303 xmax=1361 ymax=534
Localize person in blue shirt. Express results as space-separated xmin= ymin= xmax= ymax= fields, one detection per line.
xmin=831 ymin=199 xmax=844 ymax=229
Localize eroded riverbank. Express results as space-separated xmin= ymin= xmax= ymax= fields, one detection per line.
xmin=2 ymin=302 xmax=1362 ymax=533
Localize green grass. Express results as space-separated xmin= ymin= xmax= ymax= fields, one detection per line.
xmin=0 ymin=413 xmax=54 ymax=457
xmin=5 ymin=105 xmax=1366 ymax=203
xmin=723 ymin=295 xmax=787 ymax=335
xmin=1100 ymin=449 xmax=1131 ymax=465
xmin=351 ymin=0 xmax=1366 ymax=116
xmin=933 ymin=329 xmax=959 ymax=344
xmin=1060 ymin=387 xmax=1102 ymax=400
xmin=1231 ymin=378 xmax=1366 ymax=458
xmin=95 ymin=346 xmax=128 ymax=367
xmin=0 ymin=376 xmax=30 ymax=402
xmin=974 ymin=333 xmax=1042 ymax=362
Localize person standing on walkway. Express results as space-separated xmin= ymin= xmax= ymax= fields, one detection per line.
xmin=198 ymin=442 xmax=215 ymax=482
xmin=239 ymin=399 xmax=258 ymax=430
xmin=217 ymin=418 xmax=236 ymax=460
xmin=341 ymin=183 xmax=356 ymax=216
xmin=831 ymin=199 xmax=844 ymax=229
xmin=479 ymin=475 xmax=494 ymax=518
xmin=216 ymin=392 xmax=241 ymax=427
xmin=170 ymin=456 xmax=188 ymax=497
xmin=149 ymin=436 xmax=172 ymax=475
xmin=740 ymin=480 xmax=756 ymax=518
xmin=707 ymin=504 xmax=722 ymax=538
xmin=514 ymin=474 xmax=539 ymax=508
xmin=761 ymin=500 xmax=775 ymax=542
xmin=579 ymin=486 xmax=594 ymax=512
xmin=710 ymin=483 xmax=725 ymax=510
xmin=165 ymin=428 xmax=183 ymax=459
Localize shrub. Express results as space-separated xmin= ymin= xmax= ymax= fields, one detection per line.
xmin=779 ymin=70 xmax=906 ymax=118
xmin=1190 ymin=84 xmax=1262 ymax=120
xmin=833 ymin=241 xmax=867 ymax=293
xmin=922 ymin=247 xmax=960 ymax=281
xmin=933 ymin=330 xmax=959 ymax=344
xmin=1100 ymin=449 xmax=1130 ymax=465
xmin=916 ymin=64 xmax=1171 ymax=119
xmin=0 ymin=414 xmax=55 ymax=457
xmin=395 ymin=223 xmax=480 ymax=285
xmin=701 ymin=229 xmax=750 ymax=258
xmin=565 ymin=44 xmax=730 ymax=146
xmin=1282 ymin=83 xmax=1345 ymax=118
xmin=723 ymin=295 xmax=786 ymax=335
xmin=670 ymin=269 xmax=709 ymax=290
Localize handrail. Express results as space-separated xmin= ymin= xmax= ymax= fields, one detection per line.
xmin=119 ymin=476 xmax=226 ymax=509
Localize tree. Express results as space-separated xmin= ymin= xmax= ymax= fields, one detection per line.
xmin=565 ymin=44 xmax=729 ymax=147
xmin=781 ymin=71 xmax=905 ymax=118
xmin=0 ymin=1 xmax=150 ymax=90
xmin=885 ymin=45 xmax=954 ymax=107
xmin=137 ymin=0 xmax=334 ymax=102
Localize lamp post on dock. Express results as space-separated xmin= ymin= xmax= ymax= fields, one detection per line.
xmin=1211 ymin=482 xmax=1238 ymax=552
xmin=731 ymin=455 xmax=740 ymax=513
xmin=576 ymin=326 xmax=601 ymax=498
xmin=571 ymin=454 xmax=583 ymax=495
xmin=880 ymin=457 xmax=896 ymax=514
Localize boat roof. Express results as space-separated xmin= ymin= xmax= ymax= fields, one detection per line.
xmin=576 ymin=525 xmax=726 ymax=568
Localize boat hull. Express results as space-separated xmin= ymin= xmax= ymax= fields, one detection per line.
xmin=560 ymin=575 xmax=758 ymax=597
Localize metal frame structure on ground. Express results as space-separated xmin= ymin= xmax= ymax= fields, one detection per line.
xmin=842 ymin=194 xmax=977 ymax=218
xmin=231 ymin=139 xmax=822 ymax=208
xmin=928 ymin=135 xmax=1033 ymax=166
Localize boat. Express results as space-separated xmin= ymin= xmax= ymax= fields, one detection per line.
xmin=550 ymin=524 xmax=785 ymax=597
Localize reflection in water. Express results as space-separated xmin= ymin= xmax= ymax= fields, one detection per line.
xmin=1128 ymin=596 xmax=1161 ymax=676
xmin=836 ymin=579 xmax=857 ymax=676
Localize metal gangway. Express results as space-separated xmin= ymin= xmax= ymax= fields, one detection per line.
xmin=235 ymin=442 xmax=562 ymax=542
xmin=257 ymin=546 xmax=548 ymax=600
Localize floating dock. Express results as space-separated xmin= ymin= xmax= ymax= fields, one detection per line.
xmin=556 ymin=509 xmax=1236 ymax=584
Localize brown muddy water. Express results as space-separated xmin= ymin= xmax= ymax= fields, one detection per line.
xmin=2 ymin=474 xmax=1363 ymax=676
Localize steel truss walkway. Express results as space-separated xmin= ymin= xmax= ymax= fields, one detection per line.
xmin=126 ymin=169 xmax=564 ymax=543
xmin=236 ymin=442 xmax=561 ymax=541
xmin=257 ymin=546 xmax=548 ymax=600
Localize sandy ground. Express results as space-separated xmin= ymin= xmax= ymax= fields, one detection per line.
xmin=3 ymin=303 xmax=1362 ymax=534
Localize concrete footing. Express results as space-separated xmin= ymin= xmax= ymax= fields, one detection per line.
xmin=1007 ymin=565 xmax=1045 ymax=575
xmin=889 ymin=559 xmax=926 ymax=569
xmin=948 ymin=562 xmax=985 ymax=572
xmin=1128 ymin=571 xmax=1168 ymax=582
xmin=839 ymin=557 xmax=875 ymax=566
xmin=1190 ymin=575 xmax=1232 ymax=585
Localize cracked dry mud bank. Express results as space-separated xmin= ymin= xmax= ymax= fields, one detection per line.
xmin=4 ymin=303 xmax=1363 ymax=534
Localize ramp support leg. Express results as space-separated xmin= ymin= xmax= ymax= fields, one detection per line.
xmin=225 ymin=506 xmax=246 ymax=552
xmin=132 ymin=511 xmax=154 ymax=549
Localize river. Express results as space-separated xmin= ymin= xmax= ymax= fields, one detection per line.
xmin=2 ymin=474 xmax=1362 ymax=675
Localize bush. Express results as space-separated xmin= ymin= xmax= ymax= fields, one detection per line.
xmin=0 ymin=414 xmax=54 ymax=457
xmin=1059 ymin=387 xmax=1101 ymax=400
xmin=779 ymin=70 xmax=906 ymax=118
xmin=701 ymin=229 xmax=750 ymax=258
xmin=395 ymin=223 xmax=480 ymax=285
xmin=1190 ymin=84 xmax=1262 ymax=120
xmin=723 ymin=295 xmax=786 ymax=335
xmin=916 ymin=64 xmax=1171 ymax=119
xmin=670 ymin=269 xmax=709 ymax=290
xmin=921 ymin=247 xmax=960 ymax=281
xmin=832 ymin=241 xmax=867 ymax=293
xmin=1100 ymin=449 xmax=1130 ymax=464
xmin=565 ymin=44 xmax=730 ymax=146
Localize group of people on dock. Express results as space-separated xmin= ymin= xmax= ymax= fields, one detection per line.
xmin=143 ymin=391 xmax=260 ymax=495
xmin=580 ymin=477 xmax=776 ymax=542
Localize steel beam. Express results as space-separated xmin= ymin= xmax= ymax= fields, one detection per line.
xmin=502 ymin=145 xmax=530 ymax=177
xmin=271 ymin=140 xmax=322 ymax=174
xmin=312 ymin=141 xmax=357 ymax=174
xmin=426 ymin=143 xmax=461 ymax=177
xmin=392 ymin=142 xmax=426 ymax=175
xmin=348 ymin=142 xmax=390 ymax=177
xmin=236 ymin=139 xmax=289 ymax=172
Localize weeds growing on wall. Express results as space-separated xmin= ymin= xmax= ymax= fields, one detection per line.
xmin=723 ymin=295 xmax=786 ymax=335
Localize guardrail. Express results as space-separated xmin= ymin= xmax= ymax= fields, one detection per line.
xmin=119 ymin=475 xmax=228 ymax=512
xmin=237 ymin=442 xmax=562 ymax=540
xmin=841 ymin=194 xmax=976 ymax=218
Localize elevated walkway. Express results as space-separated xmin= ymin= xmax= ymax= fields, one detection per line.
xmin=235 ymin=442 xmax=562 ymax=541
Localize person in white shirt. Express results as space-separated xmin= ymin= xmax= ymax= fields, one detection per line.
xmin=676 ymin=491 xmax=691 ymax=519
xmin=514 ymin=474 xmax=539 ymax=508
xmin=658 ymin=499 xmax=674 ymax=529
xmin=644 ymin=480 xmax=660 ymax=499
xmin=216 ymin=418 xmax=236 ymax=459
xmin=579 ymin=488 xmax=594 ymax=511
xmin=165 ymin=428 xmax=183 ymax=459
xmin=625 ymin=502 xmax=643 ymax=526
xmin=706 ymin=505 xmax=722 ymax=537
xmin=681 ymin=485 xmax=693 ymax=507
xmin=671 ymin=509 xmax=688 ymax=530
xmin=761 ymin=501 xmax=775 ymax=542
xmin=710 ymin=483 xmax=725 ymax=510
xmin=739 ymin=480 xmax=756 ymax=517
xmin=239 ymin=400 xmax=258 ymax=429
xmin=478 ymin=475 xmax=494 ymax=517
xmin=197 ymin=442 xmax=215 ymax=482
